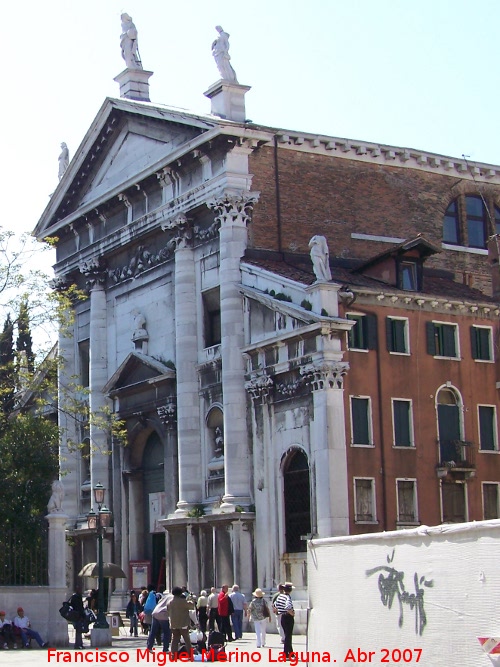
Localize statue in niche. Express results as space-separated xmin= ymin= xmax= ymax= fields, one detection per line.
xmin=120 ymin=13 xmax=142 ymax=69
xmin=309 ymin=235 xmax=332 ymax=282
xmin=58 ymin=143 xmax=69 ymax=181
xmin=212 ymin=26 xmax=238 ymax=83
xmin=213 ymin=426 xmax=224 ymax=458
xmin=132 ymin=310 xmax=148 ymax=344
xmin=47 ymin=480 xmax=65 ymax=513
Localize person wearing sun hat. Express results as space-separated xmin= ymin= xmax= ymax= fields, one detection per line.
xmin=274 ymin=582 xmax=295 ymax=658
xmin=12 ymin=607 xmax=48 ymax=648
xmin=0 ymin=611 xmax=15 ymax=648
xmin=247 ymin=588 xmax=271 ymax=649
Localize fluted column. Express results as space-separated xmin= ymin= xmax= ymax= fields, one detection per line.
xmin=300 ymin=360 xmax=350 ymax=537
xmin=208 ymin=191 xmax=259 ymax=509
xmin=80 ymin=258 xmax=110 ymax=494
xmin=164 ymin=214 xmax=202 ymax=514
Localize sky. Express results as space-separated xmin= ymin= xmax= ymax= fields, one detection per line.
xmin=2 ymin=0 xmax=499 ymax=237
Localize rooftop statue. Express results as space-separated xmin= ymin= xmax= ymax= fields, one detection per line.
xmin=58 ymin=142 xmax=69 ymax=181
xmin=309 ymin=235 xmax=332 ymax=282
xmin=212 ymin=26 xmax=238 ymax=83
xmin=120 ymin=13 xmax=142 ymax=70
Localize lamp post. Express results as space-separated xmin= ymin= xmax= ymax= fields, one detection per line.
xmin=87 ymin=482 xmax=112 ymax=629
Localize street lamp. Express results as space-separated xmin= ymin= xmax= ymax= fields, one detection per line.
xmin=87 ymin=483 xmax=112 ymax=629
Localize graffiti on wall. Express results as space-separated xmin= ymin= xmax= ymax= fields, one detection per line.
xmin=366 ymin=549 xmax=434 ymax=636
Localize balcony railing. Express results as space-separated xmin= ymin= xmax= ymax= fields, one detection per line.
xmin=438 ymin=439 xmax=476 ymax=470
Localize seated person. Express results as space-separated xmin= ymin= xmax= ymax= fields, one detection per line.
xmin=13 ymin=607 xmax=48 ymax=648
xmin=0 ymin=611 xmax=15 ymax=648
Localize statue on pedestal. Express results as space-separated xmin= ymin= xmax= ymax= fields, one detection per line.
xmin=47 ymin=480 xmax=65 ymax=513
xmin=309 ymin=235 xmax=332 ymax=282
xmin=120 ymin=13 xmax=142 ymax=69
xmin=58 ymin=143 xmax=69 ymax=181
xmin=212 ymin=26 xmax=238 ymax=83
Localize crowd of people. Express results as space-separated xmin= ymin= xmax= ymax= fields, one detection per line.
xmin=0 ymin=581 xmax=296 ymax=657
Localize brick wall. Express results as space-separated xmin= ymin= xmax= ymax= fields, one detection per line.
xmin=249 ymin=146 xmax=500 ymax=293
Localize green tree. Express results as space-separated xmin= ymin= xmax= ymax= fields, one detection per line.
xmin=0 ymin=313 xmax=15 ymax=427
xmin=16 ymin=298 xmax=35 ymax=375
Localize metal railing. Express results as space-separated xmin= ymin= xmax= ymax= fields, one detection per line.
xmin=0 ymin=519 xmax=49 ymax=586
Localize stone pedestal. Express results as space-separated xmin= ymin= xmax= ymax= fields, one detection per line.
xmin=46 ymin=512 xmax=70 ymax=647
xmin=114 ymin=68 xmax=153 ymax=102
xmin=304 ymin=282 xmax=340 ymax=317
xmin=91 ymin=627 xmax=112 ymax=647
xmin=204 ymin=81 xmax=251 ymax=122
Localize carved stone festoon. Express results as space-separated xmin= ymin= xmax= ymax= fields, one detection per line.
xmin=161 ymin=213 xmax=193 ymax=249
xmin=207 ymin=190 xmax=260 ymax=227
xmin=300 ymin=360 xmax=349 ymax=390
xmin=157 ymin=402 xmax=177 ymax=429
xmin=79 ymin=257 xmax=107 ymax=290
xmin=244 ymin=372 xmax=274 ymax=402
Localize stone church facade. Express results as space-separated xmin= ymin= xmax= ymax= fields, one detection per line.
xmin=34 ymin=46 xmax=500 ymax=610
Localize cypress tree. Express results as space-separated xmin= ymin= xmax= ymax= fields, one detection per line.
xmin=0 ymin=313 xmax=15 ymax=426
xmin=16 ymin=299 xmax=35 ymax=374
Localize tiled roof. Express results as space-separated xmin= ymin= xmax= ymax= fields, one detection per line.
xmin=243 ymin=253 xmax=499 ymax=305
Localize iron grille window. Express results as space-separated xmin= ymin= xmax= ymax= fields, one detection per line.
xmin=283 ymin=451 xmax=311 ymax=553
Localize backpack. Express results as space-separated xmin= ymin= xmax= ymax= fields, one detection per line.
xmin=143 ymin=590 xmax=158 ymax=614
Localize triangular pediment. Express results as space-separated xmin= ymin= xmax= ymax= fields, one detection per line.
xmin=104 ymin=351 xmax=175 ymax=395
xmin=34 ymin=97 xmax=218 ymax=237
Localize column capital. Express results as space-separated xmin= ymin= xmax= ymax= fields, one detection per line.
xmin=244 ymin=372 xmax=273 ymax=402
xmin=300 ymin=360 xmax=349 ymax=390
xmin=79 ymin=257 xmax=107 ymax=290
xmin=207 ymin=190 xmax=260 ymax=228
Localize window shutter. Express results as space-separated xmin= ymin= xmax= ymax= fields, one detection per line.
xmin=366 ymin=314 xmax=378 ymax=350
xmin=426 ymin=322 xmax=436 ymax=355
xmin=470 ymin=327 xmax=478 ymax=360
xmin=443 ymin=325 xmax=456 ymax=357
xmin=386 ymin=318 xmax=394 ymax=352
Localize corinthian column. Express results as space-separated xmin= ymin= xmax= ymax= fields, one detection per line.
xmin=80 ymin=258 xmax=110 ymax=493
xmin=163 ymin=214 xmax=203 ymax=514
xmin=208 ymin=191 xmax=259 ymax=509
xmin=300 ymin=360 xmax=350 ymax=537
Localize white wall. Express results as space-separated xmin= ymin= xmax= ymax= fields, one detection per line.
xmin=308 ymin=521 xmax=500 ymax=666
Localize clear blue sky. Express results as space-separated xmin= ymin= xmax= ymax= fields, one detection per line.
xmin=2 ymin=0 xmax=498 ymax=236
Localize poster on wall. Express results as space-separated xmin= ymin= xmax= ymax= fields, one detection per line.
xmin=129 ymin=561 xmax=151 ymax=591
xmin=149 ymin=491 xmax=166 ymax=533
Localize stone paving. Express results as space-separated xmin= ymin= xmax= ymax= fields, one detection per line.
xmin=2 ymin=630 xmax=307 ymax=666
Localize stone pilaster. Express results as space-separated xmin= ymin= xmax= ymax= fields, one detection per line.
xmin=208 ymin=191 xmax=259 ymax=509
xmin=300 ymin=360 xmax=350 ymax=537
xmin=46 ymin=512 xmax=70 ymax=646
xmin=166 ymin=214 xmax=202 ymax=514
xmin=80 ymin=258 xmax=110 ymax=494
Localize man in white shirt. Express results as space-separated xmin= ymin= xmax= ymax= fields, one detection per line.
xmin=229 ymin=585 xmax=247 ymax=640
xmin=13 ymin=608 xmax=48 ymax=648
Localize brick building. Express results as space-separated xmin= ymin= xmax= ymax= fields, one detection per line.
xmin=33 ymin=49 xmax=500 ymax=610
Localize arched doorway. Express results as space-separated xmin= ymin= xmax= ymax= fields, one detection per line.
xmin=283 ymin=449 xmax=311 ymax=553
xmin=142 ymin=431 xmax=166 ymax=588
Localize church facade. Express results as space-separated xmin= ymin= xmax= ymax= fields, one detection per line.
xmin=34 ymin=49 xmax=500 ymax=609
